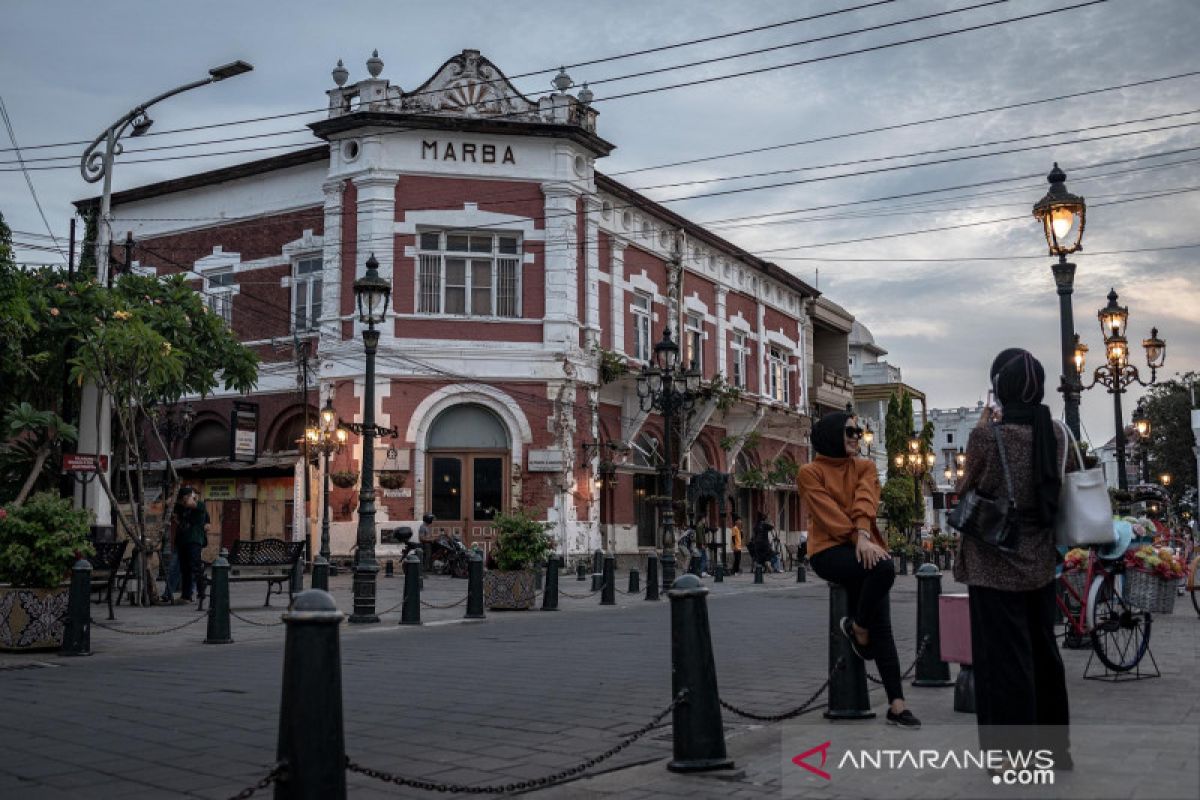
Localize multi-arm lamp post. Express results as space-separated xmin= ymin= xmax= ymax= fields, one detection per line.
xmin=942 ymin=448 xmax=966 ymax=486
xmin=1032 ymin=163 xmax=1087 ymax=440
xmin=345 ymin=254 xmax=394 ymax=623
xmin=306 ymin=397 xmax=347 ymax=592
xmin=1132 ymin=399 xmax=1152 ymax=484
xmin=636 ymin=329 xmax=701 ymax=591
xmin=894 ymin=435 xmax=936 ymax=540
xmin=1072 ymin=288 xmax=1166 ymax=493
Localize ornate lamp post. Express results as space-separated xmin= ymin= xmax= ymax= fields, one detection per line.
xmin=346 ymin=254 xmax=393 ymax=623
xmin=306 ymin=397 xmax=347 ymax=591
xmin=1074 ymin=288 xmax=1166 ymax=493
xmin=636 ymin=329 xmax=701 ymax=590
xmin=942 ymin=448 xmax=966 ymax=486
xmin=1132 ymin=399 xmax=1151 ymax=483
xmin=893 ymin=435 xmax=935 ymax=540
xmin=1032 ymin=163 xmax=1087 ymax=439
xmin=76 ymin=60 xmax=252 ymax=539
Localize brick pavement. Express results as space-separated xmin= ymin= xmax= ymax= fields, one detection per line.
xmin=0 ymin=567 xmax=1195 ymax=799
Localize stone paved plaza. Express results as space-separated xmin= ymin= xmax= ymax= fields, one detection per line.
xmin=0 ymin=568 xmax=1196 ymax=799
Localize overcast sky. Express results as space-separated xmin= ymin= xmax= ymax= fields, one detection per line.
xmin=2 ymin=0 xmax=1197 ymax=446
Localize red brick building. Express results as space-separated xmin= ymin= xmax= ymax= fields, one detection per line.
xmin=79 ymin=49 xmax=860 ymax=562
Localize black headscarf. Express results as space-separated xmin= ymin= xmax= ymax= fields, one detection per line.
xmin=812 ymin=411 xmax=853 ymax=458
xmin=990 ymin=348 xmax=1060 ymax=525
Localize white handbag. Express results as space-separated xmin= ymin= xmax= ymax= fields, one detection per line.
xmin=1053 ymin=421 xmax=1116 ymax=548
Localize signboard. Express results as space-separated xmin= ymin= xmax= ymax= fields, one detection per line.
xmin=230 ymin=401 xmax=259 ymax=463
xmin=204 ymin=478 xmax=237 ymax=501
xmin=383 ymin=488 xmax=412 ymax=498
xmin=527 ymin=449 xmax=568 ymax=472
xmin=62 ymin=453 xmax=110 ymax=473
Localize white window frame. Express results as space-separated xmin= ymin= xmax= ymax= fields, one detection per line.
xmin=768 ymin=346 xmax=790 ymax=405
xmin=632 ymin=291 xmax=652 ymax=362
xmin=730 ymin=331 xmax=748 ymax=389
xmin=205 ymin=269 xmax=236 ymax=326
xmin=685 ymin=312 xmax=704 ymax=372
xmin=291 ymin=254 xmax=323 ymax=332
xmin=415 ymin=229 xmax=522 ymax=318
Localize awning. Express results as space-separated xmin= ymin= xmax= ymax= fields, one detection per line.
xmin=137 ymin=453 xmax=301 ymax=477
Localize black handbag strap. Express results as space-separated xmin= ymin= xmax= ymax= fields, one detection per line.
xmin=991 ymin=423 xmax=1017 ymax=506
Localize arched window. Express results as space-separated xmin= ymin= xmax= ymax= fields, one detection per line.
xmin=271 ymin=414 xmax=308 ymax=453
xmin=688 ymin=442 xmax=710 ymax=474
xmin=184 ymin=420 xmax=228 ymax=459
xmin=427 ymin=404 xmax=509 ymax=450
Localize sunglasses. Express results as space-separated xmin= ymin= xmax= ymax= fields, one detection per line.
xmin=844 ymin=427 xmax=864 ymax=438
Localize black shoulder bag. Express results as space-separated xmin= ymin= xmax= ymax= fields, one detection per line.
xmin=947 ymin=424 xmax=1019 ymax=552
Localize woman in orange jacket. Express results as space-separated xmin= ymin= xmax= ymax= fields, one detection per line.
xmin=797 ymin=411 xmax=918 ymax=728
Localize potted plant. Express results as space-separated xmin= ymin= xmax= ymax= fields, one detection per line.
xmin=330 ymin=470 xmax=358 ymax=489
xmin=377 ymin=471 xmax=406 ymax=490
xmin=483 ymin=508 xmax=554 ymax=610
xmin=0 ymin=492 xmax=93 ymax=651
xmin=1123 ymin=544 xmax=1184 ymax=614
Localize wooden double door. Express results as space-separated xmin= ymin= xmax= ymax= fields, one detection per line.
xmin=427 ymin=451 xmax=508 ymax=556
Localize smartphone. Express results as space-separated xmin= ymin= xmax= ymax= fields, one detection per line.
xmin=986 ymin=390 xmax=1002 ymax=420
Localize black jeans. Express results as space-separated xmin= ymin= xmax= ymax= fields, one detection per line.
xmin=811 ymin=544 xmax=904 ymax=703
xmin=732 ymin=550 xmax=742 ymax=574
xmin=177 ymin=542 xmax=206 ymax=601
xmin=968 ymin=582 xmax=1070 ymax=757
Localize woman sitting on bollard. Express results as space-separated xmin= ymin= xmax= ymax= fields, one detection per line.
xmin=954 ymin=349 xmax=1073 ymax=767
xmin=798 ymin=411 xmax=918 ymax=728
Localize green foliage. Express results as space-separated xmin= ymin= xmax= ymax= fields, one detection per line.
xmin=886 ymin=532 xmax=908 ymax=552
xmin=0 ymin=403 xmax=78 ymax=505
xmin=597 ymin=347 xmax=628 ymax=385
xmin=0 ymin=492 xmax=93 ymax=588
xmin=735 ymin=467 xmax=767 ymax=489
xmin=1141 ymin=373 xmax=1198 ymax=512
xmin=700 ymin=374 xmax=742 ymax=412
xmin=719 ymin=429 xmax=761 ymax=454
xmin=491 ymin=508 xmax=555 ymax=571
xmin=767 ymin=456 xmax=799 ymax=486
xmin=881 ymin=474 xmax=916 ymax=533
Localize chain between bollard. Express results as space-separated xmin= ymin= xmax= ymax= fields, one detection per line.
xmin=718 ymin=657 xmax=844 ymax=722
xmin=91 ymin=613 xmax=208 ymax=636
xmin=864 ymin=635 xmax=931 ymax=685
xmin=229 ymin=609 xmax=286 ymax=628
xmin=225 ymin=762 xmax=286 ymax=800
xmin=419 ymin=594 xmax=470 ymax=610
xmin=346 ymin=691 xmax=684 ymax=794
xmin=557 ymin=586 xmax=602 ymax=599
xmin=376 ymin=598 xmax=406 ymax=616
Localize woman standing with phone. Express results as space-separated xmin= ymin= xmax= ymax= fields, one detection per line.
xmin=798 ymin=411 xmax=918 ymax=728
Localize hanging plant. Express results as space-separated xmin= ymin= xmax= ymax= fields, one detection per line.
xmin=597 ymin=348 xmax=629 ymax=385
xmin=768 ymin=457 xmax=799 ymax=486
xmin=377 ymin=471 xmax=406 ymax=490
xmin=699 ymin=375 xmax=741 ymax=412
xmin=735 ymin=467 xmax=767 ymax=489
xmin=330 ymin=470 xmax=359 ymax=489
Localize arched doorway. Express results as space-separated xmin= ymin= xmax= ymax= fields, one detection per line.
xmin=425 ymin=403 xmax=511 ymax=554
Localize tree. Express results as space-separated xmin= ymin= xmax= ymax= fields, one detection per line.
xmin=0 ymin=402 xmax=77 ymax=506
xmin=1142 ymin=373 xmax=1198 ymax=515
xmin=881 ymin=473 xmax=916 ymax=534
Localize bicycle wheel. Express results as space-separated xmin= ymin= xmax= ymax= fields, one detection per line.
xmin=1088 ymin=573 xmax=1152 ymax=672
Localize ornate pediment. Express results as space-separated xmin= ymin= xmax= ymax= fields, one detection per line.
xmin=401 ymin=50 xmax=540 ymax=121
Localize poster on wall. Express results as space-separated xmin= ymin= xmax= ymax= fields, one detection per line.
xmin=204 ymin=478 xmax=237 ymax=501
xmin=231 ymin=401 xmax=259 ymax=463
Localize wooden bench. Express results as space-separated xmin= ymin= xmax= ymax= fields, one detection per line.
xmin=199 ymin=539 xmax=304 ymax=610
xmin=89 ymin=540 xmax=130 ymax=620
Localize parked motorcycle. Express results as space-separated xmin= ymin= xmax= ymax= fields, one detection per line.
xmin=430 ymin=533 xmax=470 ymax=579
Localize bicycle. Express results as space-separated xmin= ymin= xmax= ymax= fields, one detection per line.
xmin=1056 ymin=547 xmax=1152 ymax=672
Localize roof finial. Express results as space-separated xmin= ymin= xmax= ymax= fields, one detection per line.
xmin=552 ymin=66 xmax=574 ymax=92
xmin=332 ymin=59 xmax=349 ymax=87
xmin=367 ymin=49 xmax=383 ymax=78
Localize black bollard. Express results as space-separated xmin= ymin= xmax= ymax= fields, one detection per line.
xmin=753 ymin=564 xmax=764 ymax=584
xmin=274 ymin=590 xmax=346 ymax=799
xmin=59 ymin=558 xmax=92 ymax=657
xmin=714 ymin=562 xmax=724 ymax=583
xmin=796 ymin=562 xmax=807 ymax=583
xmin=600 ymin=553 xmax=616 ymax=606
xmin=542 ymin=555 xmax=560 ymax=611
xmin=205 ymin=549 xmax=233 ymax=645
xmin=289 ymin=557 xmax=303 ymax=595
xmin=645 ymin=554 xmax=660 ymax=601
xmin=576 ymin=560 xmax=587 ymax=581
xmin=661 ymin=551 xmax=676 ymax=594
xmin=384 ymin=560 xmax=394 ymax=578
xmin=667 ymin=575 xmax=735 ymax=773
xmin=899 ymin=553 xmax=908 ymax=575
xmin=591 ymin=549 xmax=604 ymax=592
xmin=400 ymin=552 xmax=421 ymax=626
xmin=465 ymin=550 xmax=485 ymax=620
xmin=312 ymin=555 xmax=329 ymax=592
xmin=534 ymin=560 xmax=544 ymax=592
xmin=824 ymin=583 xmax=875 ymax=720
xmin=953 ymin=665 xmax=976 ymax=713
xmin=912 ymin=564 xmax=953 ymax=687
xmin=628 ymin=568 xmax=640 ymax=594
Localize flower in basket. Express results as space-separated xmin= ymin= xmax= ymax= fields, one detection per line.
xmin=1063 ymin=548 xmax=1088 ymax=571
xmin=1124 ymin=545 xmax=1185 ymax=580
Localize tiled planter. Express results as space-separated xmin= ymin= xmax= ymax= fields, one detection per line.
xmin=483 ymin=569 xmax=536 ymax=610
xmin=0 ymin=586 xmax=69 ymax=651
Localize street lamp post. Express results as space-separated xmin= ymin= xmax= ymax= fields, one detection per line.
xmin=346 ymin=254 xmax=393 ymax=624
xmin=306 ymin=398 xmax=347 ymax=591
xmin=1132 ymin=399 xmax=1151 ymax=484
xmin=893 ymin=435 xmax=936 ymax=541
xmin=636 ymin=329 xmax=701 ymax=591
xmin=76 ymin=60 xmax=253 ymax=535
xmin=1073 ymin=288 xmax=1166 ymax=493
xmin=1032 ymin=163 xmax=1087 ymax=440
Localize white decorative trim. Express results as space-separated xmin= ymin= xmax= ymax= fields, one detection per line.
xmin=627 ymin=271 xmax=658 ymax=296
xmin=396 ymin=204 xmax=546 ymax=240
xmin=194 ymin=247 xmax=240 ymax=274
xmin=765 ymin=328 xmax=798 ymax=351
xmin=727 ymin=311 xmax=753 ymax=333
xmin=683 ymin=293 xmax=710 ymax=316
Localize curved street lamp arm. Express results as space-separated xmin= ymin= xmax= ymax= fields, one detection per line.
xmin=80 ymin=74 xmax=219 ymax=183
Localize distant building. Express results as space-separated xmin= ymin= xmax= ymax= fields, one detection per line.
xmin=848 ymin=321 xmax=926 ymax=479
xmin=925 ymin=402 xmax=984 ymax=488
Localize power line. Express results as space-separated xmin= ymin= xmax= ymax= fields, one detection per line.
xmin=0 ymin=94 xmax=66 ymax=259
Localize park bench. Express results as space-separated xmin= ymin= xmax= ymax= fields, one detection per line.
xmin=88 ymin=540 xmax=129 ymax=620
xmin=197 ymin=539 xmax=304 ymax=611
